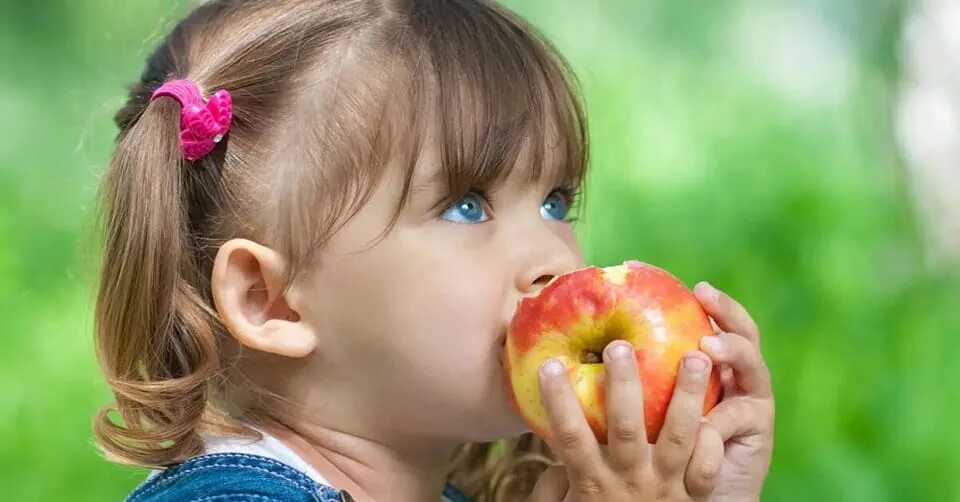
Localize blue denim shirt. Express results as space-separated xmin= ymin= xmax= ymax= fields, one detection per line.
xmin=126 ymin=453 xmax=474 ymax=502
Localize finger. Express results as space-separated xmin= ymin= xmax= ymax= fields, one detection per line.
xmin=720 ymin=365 xmax=736 ymax=397
xmin=684 ymin=422 xmax=723 ymax=499
xmin=530 ymin=465 xmax=570 ymax=502
xmin=654 ymin=351 xmax=712 ymax=477
xmin=539 ymin=359 xmax=606 ymax=481
xmin=703 ymin=396 xmax=774 ymax=443
xmin=694 ymin=282 xmax=760 ymax=346
xmin=700 ymin=333 xmax=772 ymax=398
xmin=603 ymin=341 xmax=650 ymax=471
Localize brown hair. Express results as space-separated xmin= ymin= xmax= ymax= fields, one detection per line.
xmin=94 ymin=0 xmax=587 ymax=499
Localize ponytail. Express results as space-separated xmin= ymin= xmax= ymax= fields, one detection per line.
xmin=93 ymin=96 xmax=223 ymax=467
xmin=95 ymin=3 xmax=584 ymax=495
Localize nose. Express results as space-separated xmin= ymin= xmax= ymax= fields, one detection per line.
xmin=514 ymin=228 xmax=582 ymax=296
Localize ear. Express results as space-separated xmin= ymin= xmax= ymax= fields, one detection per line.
xmin=211 ymin=238 xmax=317 ymax=358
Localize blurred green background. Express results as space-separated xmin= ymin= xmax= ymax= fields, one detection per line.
xmin=3 ymin=0 xmax=959 ymax=500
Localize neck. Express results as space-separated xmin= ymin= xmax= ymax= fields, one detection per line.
xmin=260 ymin=417 xmax=456 ymax=502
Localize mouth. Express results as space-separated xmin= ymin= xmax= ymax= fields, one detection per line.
xmin=497 ymin=332 xmax=506 ymax=365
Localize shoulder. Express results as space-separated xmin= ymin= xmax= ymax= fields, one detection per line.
xmin=126 ymin=453 xmax=344 ymax=502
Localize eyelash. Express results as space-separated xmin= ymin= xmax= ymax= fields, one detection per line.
xmin=551 ymin=186 xmax=582 ymax=223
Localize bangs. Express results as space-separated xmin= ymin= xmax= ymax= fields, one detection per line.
xmin=262 ymin=0 xmax=590 ymax=275
xmin=397 ymin=0 xmax=588 ymax=205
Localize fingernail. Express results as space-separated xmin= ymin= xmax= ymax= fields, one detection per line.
xmin=606 ymin=341 xmax=632 ymax=360
xmin=683 ymin=355 xmax=708 ymax=373
xmin=540 ymin=359 xmax=565 ymax=377
xmin=700 ymin=336 xmax=725 ymax=357
xmin=695 ymin=281 xmax=718 ymax=301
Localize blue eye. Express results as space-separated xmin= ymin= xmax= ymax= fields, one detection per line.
xmin=541 ymin=191 xmax=571 ymax=221
xmin=441 ymin=193 xmax=489 ymax=223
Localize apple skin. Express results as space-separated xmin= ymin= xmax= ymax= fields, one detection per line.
xmin=504 ymin=261 xmax=721 ymax=444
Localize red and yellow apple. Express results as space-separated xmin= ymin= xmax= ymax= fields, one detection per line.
xmin=504 ymin=261 xmax=721 ymax=444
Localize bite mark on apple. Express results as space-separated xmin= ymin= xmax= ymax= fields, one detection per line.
xmin=602 ymin=264 xmax=630 ymax=285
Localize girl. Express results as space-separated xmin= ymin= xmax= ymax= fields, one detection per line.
xmin=94 ymin=0 xmax=775 ymax=500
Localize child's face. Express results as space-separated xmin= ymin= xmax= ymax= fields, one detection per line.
xmin=293 ymin=145 xmax=584 ymax=443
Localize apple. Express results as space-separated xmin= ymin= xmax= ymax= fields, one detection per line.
xmin=504 ymin=260 xmax=721 ymax=444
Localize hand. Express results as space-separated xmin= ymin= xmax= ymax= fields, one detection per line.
xmin=693 ymin=282 xmax=775 ymax=501
xmin=530 ymin=341 xmax=723 ymax=501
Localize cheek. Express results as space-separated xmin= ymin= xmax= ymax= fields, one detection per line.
xmin=389 ymin=258 xmax=502 ymax=353
xmin=386 ymin=229 xmax=503 ymax=332
xmin=314 ymin=232 xmax=505 ymax=364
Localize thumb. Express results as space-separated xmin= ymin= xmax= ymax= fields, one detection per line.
xmin=530 ymin=465 xmax=570 ymax=501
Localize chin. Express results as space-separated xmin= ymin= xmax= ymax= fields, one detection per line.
xmin=468 ymin=412 xmax=530 ymax=442
xmin=485 ymin=388 xmax=534 ymax=438
xmin=458 ymin=340 xmax=530 ymax=440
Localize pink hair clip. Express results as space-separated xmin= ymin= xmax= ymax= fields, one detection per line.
xmin=150 ymin=79 xmax=233 ymax=161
